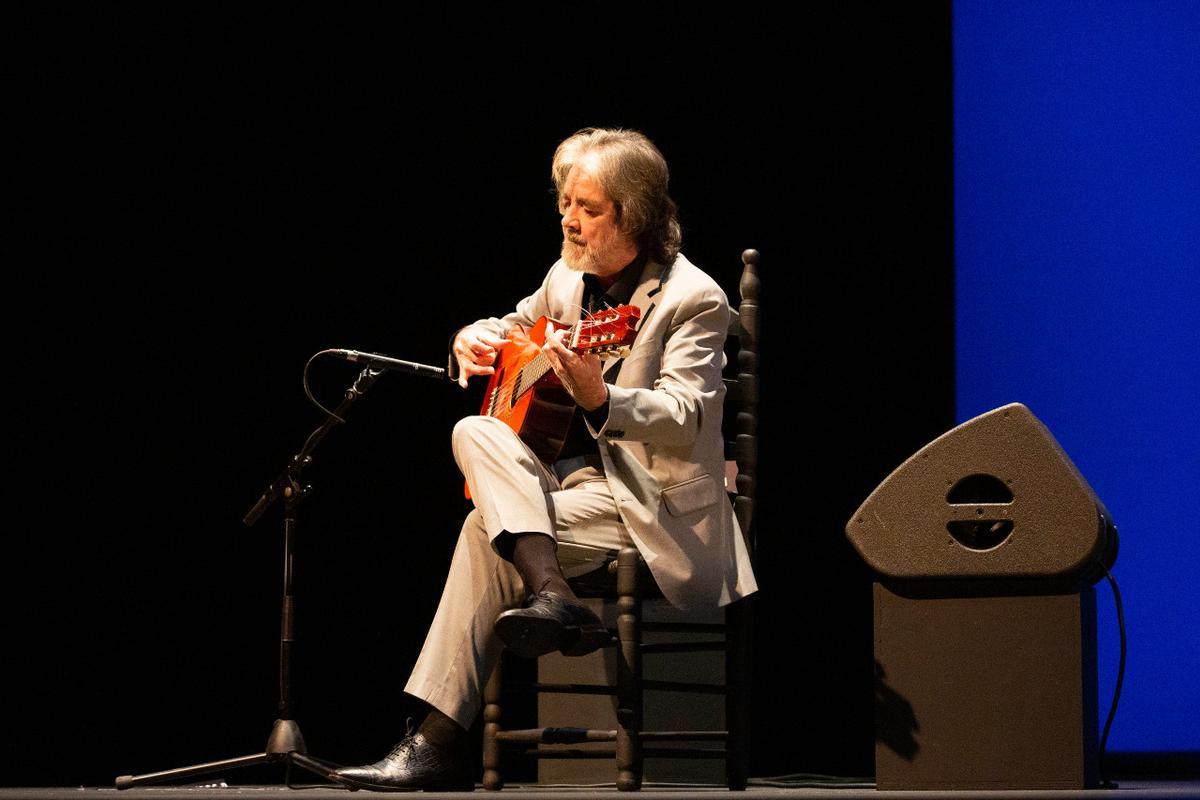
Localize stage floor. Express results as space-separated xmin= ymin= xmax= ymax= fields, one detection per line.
xmin=1 ymin=782 xmax=1198 ymax=800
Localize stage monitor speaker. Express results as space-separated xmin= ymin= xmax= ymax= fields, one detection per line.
xmin=847 ymin=402 xmax=1117 ymax=582
xmin=849 ymin=403 xmax=1116 ymax=790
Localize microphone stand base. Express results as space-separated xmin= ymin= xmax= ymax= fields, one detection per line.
xmin=114 ymin=719 xmax=342 ymax=790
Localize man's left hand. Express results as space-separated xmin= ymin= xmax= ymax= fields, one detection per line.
xmin=543 ymin=322 xmax=608 ymax=411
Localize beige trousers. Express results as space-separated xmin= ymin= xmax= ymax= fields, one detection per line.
xmin=404 ymin=415 xmax=632 ymax=728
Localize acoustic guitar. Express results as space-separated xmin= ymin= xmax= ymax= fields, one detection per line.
xmin=466 ymin=305 xmax=640 ymax=496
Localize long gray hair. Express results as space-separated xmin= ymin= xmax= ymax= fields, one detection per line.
xmin=552 ymin=128 xmax=682 ymax=265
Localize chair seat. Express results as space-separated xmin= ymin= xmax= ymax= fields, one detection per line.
xmin=569 ymin=555 xmax=663 ymax=600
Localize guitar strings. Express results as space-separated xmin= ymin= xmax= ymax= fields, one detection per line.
xmin=488 ymin=326 xmax=568 ymax=410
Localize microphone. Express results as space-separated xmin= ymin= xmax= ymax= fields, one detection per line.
xmin=329 ymin=349 xmax=447 ymax=380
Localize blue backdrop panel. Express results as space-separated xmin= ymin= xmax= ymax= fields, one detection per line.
xmin=954 ymin=1 xmax=1199 ymax=751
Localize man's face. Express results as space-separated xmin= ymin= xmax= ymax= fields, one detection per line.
xmin=559 ymin=158 xmax=638 ymax=277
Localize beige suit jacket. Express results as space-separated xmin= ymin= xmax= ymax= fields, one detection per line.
xmin=458 ymin=253 xmax=758 ymax=609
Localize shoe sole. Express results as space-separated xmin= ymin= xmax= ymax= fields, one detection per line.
xmin=494 ymin=615 xmax=611 ymax=659
xmin=562 ymin=622 xmax=612 ymax=657
xmin=331 ymin=771 xmax=474 ymax=792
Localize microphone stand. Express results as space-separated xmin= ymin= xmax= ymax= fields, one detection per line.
xmin=117 ymin=357 xmax=446 ymax=790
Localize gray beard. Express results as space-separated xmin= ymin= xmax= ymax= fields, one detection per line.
xmin=561 ymin=239 xmax=600 ymax=273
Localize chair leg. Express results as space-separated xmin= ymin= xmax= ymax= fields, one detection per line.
xmin=615 ymin=546 xmax=643 ymax=791
xmin=483 ymin=658 xmax=504 ymax=790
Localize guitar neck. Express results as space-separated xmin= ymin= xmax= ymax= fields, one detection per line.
xmin=493 ymin=306 xmax=639 ymax=413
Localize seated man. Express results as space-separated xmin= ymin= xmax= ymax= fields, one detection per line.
xmin=333 ymin=127 xmax=757 ymax=791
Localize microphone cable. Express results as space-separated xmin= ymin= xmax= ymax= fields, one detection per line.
xmin=1098 ymin=562 xmax=1127 ymax=789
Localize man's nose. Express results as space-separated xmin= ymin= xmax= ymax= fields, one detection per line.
xmin=562 ymin=207 xmax=579 ymax=231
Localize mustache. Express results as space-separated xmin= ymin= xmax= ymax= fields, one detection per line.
xmin=565 ymin=232 xmax=586 ymax=246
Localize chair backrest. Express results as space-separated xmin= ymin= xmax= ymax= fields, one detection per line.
xmin=723 ymin=249 xmax=760 ymax=550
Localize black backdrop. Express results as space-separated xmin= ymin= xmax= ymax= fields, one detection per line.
xmin=8 ymin=8 xmax=952 ymax=786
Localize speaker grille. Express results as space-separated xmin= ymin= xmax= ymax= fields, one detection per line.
xmin=846 ymin=403 xmax=1113 ymax=580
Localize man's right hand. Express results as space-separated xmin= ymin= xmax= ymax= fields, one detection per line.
xmin=452 ymin=326 xmax=511 ymax=388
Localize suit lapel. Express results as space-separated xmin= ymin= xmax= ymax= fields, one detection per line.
xmin=627 ymin=258 xmax=666 ymax=329
xmin=603 ymin=258 xmax=667 ymax=381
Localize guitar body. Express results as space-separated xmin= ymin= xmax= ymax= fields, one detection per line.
xmin=462 ymin=304 xmax=641 ymax=498
xmin=480 ymin=315 xmax=576 ymax=465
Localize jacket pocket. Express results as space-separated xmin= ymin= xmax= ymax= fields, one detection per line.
xmin=661 ymin=474 xmax=720 ymax=517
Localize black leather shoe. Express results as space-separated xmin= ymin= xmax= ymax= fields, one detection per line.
xmin=331 ymin=732 xmax=472 ymax=792
xmin=495 ymin=591 xmax=611 ymax=658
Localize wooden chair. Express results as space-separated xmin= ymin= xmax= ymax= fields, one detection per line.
xmin=482 ymin=249 xmax=760 ymax=791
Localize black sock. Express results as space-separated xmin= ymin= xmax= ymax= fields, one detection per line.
xmin=508 ymin=532 xmax=575 ymax=600
xmin=417 ymin=708 xmax=465 ymax=751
